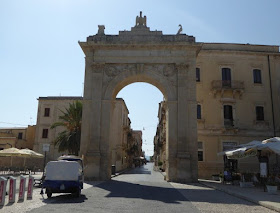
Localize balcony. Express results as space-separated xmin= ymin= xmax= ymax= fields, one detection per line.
xmin=224 ymin=119 xmax=234 ymax=128
xmin=222 ymin=119 xmax=238 ymax=133
xmin=211 ymin=80 xmax=244 ymax=98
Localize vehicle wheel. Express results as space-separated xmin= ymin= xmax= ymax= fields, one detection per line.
xmin=75 ymin=188 xmax=81 ymax=198
xmin=46 ymin=188 xmax=52 ymax=198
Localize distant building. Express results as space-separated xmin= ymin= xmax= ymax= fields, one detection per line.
xmin=132 ymin=130 xmax=143 ymax=158
xmin=154 ymin=102 xmax=166 ymax=171
xmin=110 ymin=98 xmax=131 ymax=172
xmin=33 ymin=96 xmax=83 ymax=161
xmin=0 ymin=126 xmax=36 ymax=150
xmin=34 ymin=96 xmax=142 ymax=172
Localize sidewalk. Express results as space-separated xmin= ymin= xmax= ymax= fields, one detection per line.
xmin=199 ymin=179 xmax=280 ymax=212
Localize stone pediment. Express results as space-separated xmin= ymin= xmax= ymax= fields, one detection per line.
xmin=119 ymin=26 xmax=163 ymax=36
xmin=86 ymin=11 xmax=195 ymax=44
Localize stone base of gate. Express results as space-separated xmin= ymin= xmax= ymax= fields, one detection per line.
xmin=83 ymin=152 xmax=101 ymax=181
xmin=165 ymin=152 xmax=197 ymax=183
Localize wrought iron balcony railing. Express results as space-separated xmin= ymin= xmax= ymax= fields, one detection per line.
xmin=211 ymin=80 xmax=244 ymax=90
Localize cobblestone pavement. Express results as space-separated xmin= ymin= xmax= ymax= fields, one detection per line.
xmin=0 ymin=163 xmax=277 ymax=213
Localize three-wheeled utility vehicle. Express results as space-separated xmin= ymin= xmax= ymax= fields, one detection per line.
xmin=42 ymin=156 xmax=84 ymax=198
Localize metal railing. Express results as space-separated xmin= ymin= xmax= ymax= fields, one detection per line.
xmin=211 ymin=80 xmax=244 ymax=90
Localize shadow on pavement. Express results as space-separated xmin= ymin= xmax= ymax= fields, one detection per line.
xmin=95 ymin=179 xmax=264 ymax=207
xmin=96 ymin=180 xmax=187 ymax=204
xmin=41 ymin=194 xmax=88 ymax=204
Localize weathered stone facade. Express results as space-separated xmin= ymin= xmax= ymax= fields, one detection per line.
xmin=33 ymin=96 xmax=83 ymax=161
xmin=79 ymin=13 xmax=199 ymax=182
xmin=196 ymin=44 xmax=280 ymax=178
xmin=0 ymin=126 xmax=35 ymax=150
xmin=154 ymin=43 xmax=280 ymax=179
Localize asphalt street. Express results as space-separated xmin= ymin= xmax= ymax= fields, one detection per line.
xmin=2 ymin=163 xmax=275 ymax=213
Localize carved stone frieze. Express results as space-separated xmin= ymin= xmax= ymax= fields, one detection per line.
xmin=102 ymin=63 xmax=178 ymax=87
xmin=91 ymin=63 xmax=105 ymax=73
xmin=175 ymin=63 xmax=189 ymax=75
xmin=143 ymin=64 xmax=161 ymax=74
xmin=105 ymin=65 xmax=121 ymax=77
xmin=163 ymin=64 xmax=175 ymax=77
xmin=136 ymin=64 xmax=144 ymax=74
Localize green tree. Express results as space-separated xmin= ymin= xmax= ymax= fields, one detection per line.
xmin=51 ymin=101 xmax=82 ymax=156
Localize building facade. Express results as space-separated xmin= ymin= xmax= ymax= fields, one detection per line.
xmin=34 ymin=96 xmax=142 ymax=173
xmin=33 ymin=96 xmax=83 ymax=161
xmin=0 ymin=126 xmax=36 ymax=150
xmin=155 ymin=43 xmax=280 ymax=178
xmin=110 ymin=98 xmax=131 ymax=172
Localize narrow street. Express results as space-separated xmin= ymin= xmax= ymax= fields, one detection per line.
xmin=3 ymin=163 xmax=275 ymax=213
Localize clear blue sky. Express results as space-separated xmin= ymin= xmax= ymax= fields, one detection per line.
xmin=1 ymin=0 xmax=280 ymax=156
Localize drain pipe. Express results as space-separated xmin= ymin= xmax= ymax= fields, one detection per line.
xmin=268 ymin=55 xmax=276 ymax=137
xmin=268 ymin=55 xmax=278 ymax=166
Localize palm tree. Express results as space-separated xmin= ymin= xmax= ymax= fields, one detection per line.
xmin=51 ymin=101 xmax=82 ymax=156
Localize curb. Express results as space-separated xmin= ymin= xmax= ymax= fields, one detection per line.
xmin=199 ymin=181 xmax=280 ymax=213
xmin=111 ymin=168 xmax=131 ymax=178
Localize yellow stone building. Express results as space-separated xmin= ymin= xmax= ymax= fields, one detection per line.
xmin=34 ymin=96 xmax=142 ymax=173
xmin=33 ymin=96 xmax=84 ymax=161
xmin=0 ymin=126 xmax=36 ymax=150
xmin=155 ymin=43 xmax=280 ymax=178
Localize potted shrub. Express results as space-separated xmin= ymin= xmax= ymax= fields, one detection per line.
xmin=211 ymin=174 xmax=221 ymax=181
xmin=240 ymin=173 xmax=254 ymax=188
xmin=266 ymin=176 xmax=278 ymax=195
xmin=219 ymin=173 xmax=224 ymax=182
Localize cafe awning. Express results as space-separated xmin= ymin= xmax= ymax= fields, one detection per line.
xmin=217 ymin=138 xmax=280 ymax=159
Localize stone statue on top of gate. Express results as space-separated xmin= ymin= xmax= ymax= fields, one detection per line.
xmin=135 ymin=11 xmax=147 ymax=27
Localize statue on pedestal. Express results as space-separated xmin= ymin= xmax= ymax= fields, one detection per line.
xmin=135 ymin=11 xmax=147 ymax=27
xmin=97 ymin=25 xmax=105 ymax=35
xmin=177 ymin=24 xmax=183 ymax=35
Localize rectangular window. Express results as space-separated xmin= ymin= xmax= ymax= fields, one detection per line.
xmin=222 ymin=68 xmax=231 ymax=87
xmin=253 ymin=69 xmax=262 ymax=84
xmin=197 ymin=104 xmax=201 ymax=119
xmin=198 ymin=141 xmax=203 ymax=161
xmin=44 ymin=108 xmax=50 ymax=117
xmin=196 ymin=68 xmax=200 ymax=82
xmin=223 ymin=142 xmax=237 ymax=151
xmin=256 ymin=106 xmax=264 ymax=121
xmin=224 ymin=105 xmax=233 ymax=126
xmin=18 ymin=132 xmax=23 ymax=139
xmin=42 ymin=129 xmax=48 ymax=138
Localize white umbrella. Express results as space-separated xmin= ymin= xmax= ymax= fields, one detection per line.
xmin=0 ymin=148 xmax=43 ymax=169
xmin=0 ymin=147 xmax=30 ymax=157
xmin=0 ymin=147 xmax=31 ymax=168
xmin=257 ymin=137 xmax=280 ymax=155
xmin=217 ymin=140 xmax=262 ymax=158
xmin=20 ymin=148 xmax=44 ymax=158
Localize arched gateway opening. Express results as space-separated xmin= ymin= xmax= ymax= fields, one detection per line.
xmin=79 ymin=12 xmax=201 ymax=182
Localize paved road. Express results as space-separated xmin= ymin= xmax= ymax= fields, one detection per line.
xmin=2 ymin=163 xmax=275 ymax=213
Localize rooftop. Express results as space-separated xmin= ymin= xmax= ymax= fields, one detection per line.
xmin=38 ymin=96 xmax=83 ymax=100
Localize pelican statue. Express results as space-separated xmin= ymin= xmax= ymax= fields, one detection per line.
xmin=177 ymin=24 xmax=183 ymax=35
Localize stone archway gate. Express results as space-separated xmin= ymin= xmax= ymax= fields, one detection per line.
xmin=79 ymin=14 xmax=201 ymax=182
